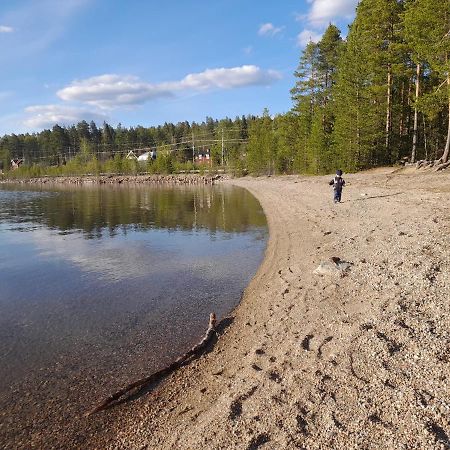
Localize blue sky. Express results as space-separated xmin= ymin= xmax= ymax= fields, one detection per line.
xmin=0 ymin=0 xmax=358 ymax=136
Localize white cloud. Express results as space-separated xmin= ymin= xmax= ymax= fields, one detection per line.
xmin=19 ymin=227 xmax=241 ymax=284
xmin=57 ymin=66 xmax=281 ymax=109
xmin=258 ymin=23 xmax=284 ymax=37
xmin=27 ymin=228 xmax=158 ymax=282
xmin=24 ymin=104 xmax=108 ymax=129
xmin=243 ymin=46 xmax=253 ymax=55
xmin=0 ymin=25 xmax=14 ymax=33
xmin=297 ymin=29 xmax=323 ymax=47
xmin=293 ymin=0 xmax=357 ymax=46
xmin=307 ymin=0 xmax=359 ymax=26
xmin=57 ymin=74 xmax=173 ymax=109
xmin=169 ymin=65 xmax=281 ymax=91
xmin=23 ymin=66 xmax=281 ymax=130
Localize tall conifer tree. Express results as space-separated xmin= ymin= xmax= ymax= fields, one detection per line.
xmin=404 ymin=0 xmax=450 ymax=163
xmin=334 ymin=0 xmax=404 ymax=169
xmin=291 ymin=26 xmax=343 ymax=173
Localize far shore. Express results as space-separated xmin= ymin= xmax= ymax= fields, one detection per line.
xmin=0 ymin=173 xmax=222 ymax=185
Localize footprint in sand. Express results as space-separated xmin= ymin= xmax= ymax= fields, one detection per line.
xmin=229 ymin=386 xmax=258 ymax=421
xmin=268 ymin=371 xmax=282 ymax=383
xmin=301 ymin=334 xmax=314 ymax=351
xmin=296 ymin=413 xmax=308 ymax=435
xmin=317 ymin=336 xmax=334 ymax=359
xmin=246 ymin=433 xmax=270 ymax=450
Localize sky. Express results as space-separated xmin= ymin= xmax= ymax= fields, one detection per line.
xmin=0 ymin=0 xmax=359 ymax=136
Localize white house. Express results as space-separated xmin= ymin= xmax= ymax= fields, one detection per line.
xmin=137 ymin=150 xmax=156 ymax=161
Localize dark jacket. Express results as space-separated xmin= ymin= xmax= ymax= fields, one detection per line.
xmin=329 ymin=176 xmax=345 ymax=191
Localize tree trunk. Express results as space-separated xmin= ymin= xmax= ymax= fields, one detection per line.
xmin=442 ymin=73 xmax=450 ymax=163
xmin=406 ymin=79 xmax=412 ymax=135
xmin=399 ymin=81 xmax=405 ymax=136
xmin=356 ymin=88 xmax=361 ymax=169
xmin=422 ymin=115 xmax=428 ymax=160
xmin=385 ymin=65 xmax=392 ymax=159
xmin=411 ymin=63 xmax=420 ymax=164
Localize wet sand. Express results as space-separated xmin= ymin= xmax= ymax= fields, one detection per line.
xmin=5 ymin=168 xmax=449 ymax=449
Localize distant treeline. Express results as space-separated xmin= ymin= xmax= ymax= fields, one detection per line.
xmin=1 ymin=0 xmax=449 ymax=176
xmin=0 ymin=117 xmax=253 ymax=177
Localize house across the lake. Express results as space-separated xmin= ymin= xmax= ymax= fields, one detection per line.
xmin=138 ymin=150 xmax=157 ymax=162
xmin=195 ymin=149 xmax=211 ymax=164
xmin=126 ymin=149 xmax=157 ymax=162
xmin=10 ymin=159 xmax=24 ymax=170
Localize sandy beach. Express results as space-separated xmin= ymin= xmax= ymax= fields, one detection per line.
xmin=92 ymin=168 xmax=448 ymax=449
xmin=4 ymin=168 xmax=449 ymax=449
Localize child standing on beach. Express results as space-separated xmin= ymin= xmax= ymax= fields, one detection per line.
xmin=329 ymin=170 xmax=345 ymax=203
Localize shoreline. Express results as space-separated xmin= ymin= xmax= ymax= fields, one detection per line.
xmin=3 ymin=169 xmax=449 ymax=449
xmin=0 ymin=173 xmax=222 ymax=186
xmin=107 ymin=168 xmax=449 ymax=449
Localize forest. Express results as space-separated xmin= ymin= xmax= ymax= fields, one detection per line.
xmin=1 ymin=0 xmax=449 ymax=177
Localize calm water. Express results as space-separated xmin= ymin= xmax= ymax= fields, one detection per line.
xmin=0 ymin=182 xmax=267 ymax=447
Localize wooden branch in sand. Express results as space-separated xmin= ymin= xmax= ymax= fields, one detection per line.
xmin=86 ymin=312 xmax=217 ymax=417
xmin=435 ymin=161 xmax=450 ymax=171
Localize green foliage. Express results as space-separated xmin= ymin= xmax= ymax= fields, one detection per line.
xmin=289 ymin=25 xmax=344 ymax=173
xmin=247 ymin=109 xmax=276 ymax=175
xmin=173 ymin=160 xmax=195 ymax=173
xmin=147 ymin=153 xmax=175 ymax=174
xmin=403 ymin=0 xmax=450 ymax=161
xmin=288 ymin=0 xmax=449 ymax=170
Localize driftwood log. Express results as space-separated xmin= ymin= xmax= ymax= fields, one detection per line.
xmin=435 ymin=161 xmax=450 ymax=171
xmin=86 ymin=312 xmax=217 ymax=416
xmin=414 ymin=159 xmax=450 ymax=171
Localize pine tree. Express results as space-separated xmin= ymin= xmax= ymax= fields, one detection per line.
xmin=316 ymin=25 xmax=344 ymax=172
xmin=247 ymin=109 xmax=275 ymax=175
xmin=291 ymin=27 xmax=343 ymax=173
xmin=404 ymin=0 xmax=450 ymax=163
xmin=89 ymin=121 xmax=102 ymax=148
xmin=101 ymin=122 xmax=116 ymax=158
xmin=290 ymin=41 xmax=320 ymax=172
xmin=317 ymin=25 xmax=343 ymax=104
xmin=334 ymin=0 xmax=404 ymax=170
xmin=273 ymin=114 xmax=297 ymax=174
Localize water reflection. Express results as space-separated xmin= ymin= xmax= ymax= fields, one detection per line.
xmin=0 ymin=183 xmax=266 ymax=238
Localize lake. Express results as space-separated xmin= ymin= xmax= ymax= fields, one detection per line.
xmin=0 ymin=182 xmax=267 ymax=448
